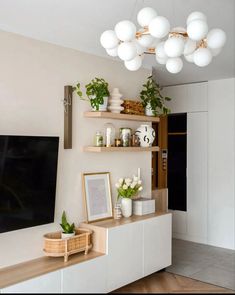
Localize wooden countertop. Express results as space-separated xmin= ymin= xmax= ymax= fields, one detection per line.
xmin=0 ymin=251 xmax=104 ymax=289
xmin=81 ymin=211 xmax=171 ymax=229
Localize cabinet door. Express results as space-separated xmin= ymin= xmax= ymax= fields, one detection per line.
xmin=1 ymin=271 xmax=61 ymax=294
xmin=187 ymin=112 xmax=208 ymax=243
xmin=143 ymin=214 xmax=172 ymax=276
xmin=107 ymin=222 xmax=143 ymax=292
xmin=62 ymin=255 xmax=107 ymax=293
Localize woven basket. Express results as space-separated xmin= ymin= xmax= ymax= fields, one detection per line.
xmin=122 ymin=99 xmax=144 ymax=115
xmin=43 ymin=228 xmax=92 ymax=262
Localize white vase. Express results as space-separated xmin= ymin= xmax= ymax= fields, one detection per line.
xmin=135 ymin=124 xmax=156 ymax=147
xmin=121 ymin=198 xmax=132 ymax=218
xmin=61 ymin=232 xmax=75 ymax=239
xmin=91 ymin=96 xmax=108 ymax=111
xmin=145 ymin=102 xmax=155 ymax=116
xmin=108 ymin=88 xmax=124 ymax=113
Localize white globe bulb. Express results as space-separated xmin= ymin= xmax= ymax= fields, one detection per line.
xmin=187 ymin=11 xmax=207 ymax=25
xmin=155 ymin=41 xmax=167 ymax=59
xmin=118 ymin=42 xmax=137 ymax=61
xmin=187 ymin=20 xmax=208 ymax=41
xmin=184 ymin=53 xmax=195 ymax=63
xmin=115 ymin=20 xmax=136 ymax=42
xmin=207 ymin=29 xmax=226 ymax=49
xmin=210 ymin=47 xmax=222 ymax=56
xmin=164 ymin=37 xmax=185 ymax=57
xmin=156 ymin=56 xmax=168 ymax=65
xmin=137 ymin=34 xmax=154 ymax=48
xmin=166 ymin=57 xmax=183 ymax=73
xmin=193 ymin=48 xmax=212 ymax=67
xmin=106 ymin=47 xmax=118 ymax=57
xmin=125 ymin=55 xmax=142 ymax=71
xmin=137 ymin=7 xmax=157 ymax=27
xmin=100 ymin=30 xmax=119 ymax=49
xmin=134 ymin=40 xmax=145 ymax=55
xmin=184 ymin=38 xmax=197 ymax=55
xmin=149 ymin=16 xmax=170 ymax=38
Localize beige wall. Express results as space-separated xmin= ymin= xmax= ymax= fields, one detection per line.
xmin=0 ymin=30 xmax=151 ymax=268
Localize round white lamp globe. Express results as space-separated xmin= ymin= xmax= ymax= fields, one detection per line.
xmin=100 ymin=30 xmax=119 ymax=49
xmin=125 ymin=55 xmax=142 ymax=71
xmin=115 ymin=20 xmax=136 ymax=42
xmin=184 ymin=53 xmax=195 ymax=63
xmin=164 ymin=37 xmax=185 ymax=57
xmin=207 ymin=29 xmax=226 ymax=49
xmin=193 ymin=48 xmax=212 ymax=67
xmin=155 ymin=41 xmax=168 ymax=59
xmin=117 ymin=42 xmax=137 ymax=61
xmin=149 ymin=16 xmax=170 ymax=38
xmin=106 ymin=47 xmax=118 ymax=57
xmin=183 ymin=38 xmax=197 ymax=55
xmin=187 ymin=11 xmax=207 ymax=25
xmin=137 ymin=34 xmax=154 ymax=48
xmin=156 ymin=55 xmax=168 ymax=65
xmin=187 ymin=19 xmax=208 ymax=41
xmin=166 ymin=57 xmax=183 ymax=73
xmin=137 ymin=7 xmax=157 ymax=27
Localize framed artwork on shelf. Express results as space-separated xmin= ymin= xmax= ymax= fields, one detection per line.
xmin=82 ymin=172 xmax=113 ymax=223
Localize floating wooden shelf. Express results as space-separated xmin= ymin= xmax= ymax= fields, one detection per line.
xmin=84 ymin=111 xmax=160 ymax=122
xmin=83 ymin=146 xmax=160 ymax=152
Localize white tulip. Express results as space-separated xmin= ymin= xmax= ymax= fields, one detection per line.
xmin=138 ymin=180 xmax=142 ymax=185
xmin=130 ymin=183 xmax=135 ymax=189
xmin=138 ymin=186 xmax=143 ymax=191
xmin=125 ymin=178 xmax=132 ymax=184
xmin=133 ymin=176 xmax=139 ymax=182
xmin=119 ymin=178 xmax=124 ymax=184
xmin=123 ymin=184 xmax=128 ymax=190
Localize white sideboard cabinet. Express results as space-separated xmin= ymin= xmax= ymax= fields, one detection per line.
xmin=0 ymin=212 xmax=172 ymax=294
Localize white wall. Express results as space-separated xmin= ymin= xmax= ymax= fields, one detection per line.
xmin=0 ymin=30 xmax=151 ymax=268
xmin=163 ymin=78 xmax=235 ymax=250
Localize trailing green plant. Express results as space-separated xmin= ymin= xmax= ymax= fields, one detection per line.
xmin=73 ymin=77 xmax=110 ymax=111
xmin=140 ymin=75 xmax=171 ymax=116
xmin=60 ymin=211 xmax=75 ymax=234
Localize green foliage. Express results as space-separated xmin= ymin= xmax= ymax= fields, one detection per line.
xmin=60 ymin=211 xmax=75 ymax=234
xmin=140 ymin=75 xmax=171 ymax=116
xmin=73 ymin=77 xmax=110 ymax=111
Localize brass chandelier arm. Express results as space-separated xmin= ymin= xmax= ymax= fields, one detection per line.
xmin=136 ymin=28 xmax=189 ymax=39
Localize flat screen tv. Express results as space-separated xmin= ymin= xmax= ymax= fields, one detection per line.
xmin=0 ymin=135 xmax=59 ymax=234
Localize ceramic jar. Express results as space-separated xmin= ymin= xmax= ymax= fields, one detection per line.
xmin=121 ymin=198 xmax=132 ymax=218
xmin=61 ymin=232 xmax=75 ymax=239
xmin=135 ymin=124 xmax=156 ymax=147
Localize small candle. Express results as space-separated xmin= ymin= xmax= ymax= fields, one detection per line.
xmin=106 ymin=127 xmax=111 ymax=147
xmin=137 ymin=168 xmax=141 ymax=180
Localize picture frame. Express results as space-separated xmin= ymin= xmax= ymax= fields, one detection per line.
xmin=82 ymin=172 xmax=113 ymax=223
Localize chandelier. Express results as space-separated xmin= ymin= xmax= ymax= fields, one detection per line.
xmin=100 ymin=8 xmax=226 ymax=73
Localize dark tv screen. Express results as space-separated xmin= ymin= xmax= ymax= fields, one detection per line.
xmin=0 ymin=135 xmax=59 ymax=233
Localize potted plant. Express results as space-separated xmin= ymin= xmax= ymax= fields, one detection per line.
xmin=140 ymin=75 xmax=171 ymax=116
xmin=73 ymin=77 xmax=110 ymax=111
xmin=115 ymin=176 xmax=143 ymax=218
xmin=60 ymin=211 xmax=75 ymax=239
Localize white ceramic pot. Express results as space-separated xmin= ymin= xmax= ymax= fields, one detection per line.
xmin=145 ymin=102 xmax=155 ymax=116
xmin=121 ymin=198 xmax=132 ymax=218
xmin=135 ymin=124 xmax=156 ymax=147
xmin=61 ymin=232 xmax=75 ymax=239
xmin=91 ymin=96 xmax=108 ymax=111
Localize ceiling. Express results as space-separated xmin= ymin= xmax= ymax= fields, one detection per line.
xmin=0 ymin=0 xmax=234 ymax=85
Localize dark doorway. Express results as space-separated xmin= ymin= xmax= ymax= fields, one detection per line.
xmin=167 ymin=113 xmax=187 ymax=211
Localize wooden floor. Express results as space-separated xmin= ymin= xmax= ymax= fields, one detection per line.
xmin=114 ymin=271 xmax=235 ymax=293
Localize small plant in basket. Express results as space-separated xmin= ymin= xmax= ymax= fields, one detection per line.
xmin=60 ymin=211 xmax=75 ymax=239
